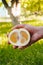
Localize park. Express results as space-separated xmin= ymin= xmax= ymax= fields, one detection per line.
xmin=0 ymin=0 xmax=43 ymax=65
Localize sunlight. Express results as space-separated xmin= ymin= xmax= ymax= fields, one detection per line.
xmin=0 ymin=37 xmax=2 ymax=44
xmin=11 ymin=3 xmax=21 ymax=17
xmin=0 ymin=34 xmax=8 ymax=45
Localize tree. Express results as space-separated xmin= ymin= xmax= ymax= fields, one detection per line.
xmin=2 ymin=0 xmax=20 ymax=25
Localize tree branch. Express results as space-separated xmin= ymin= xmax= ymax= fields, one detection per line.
xmin=11 ymin=0 xmax=19 ymax=7
xmin=2 ymin=0 xmax=9 ymax=8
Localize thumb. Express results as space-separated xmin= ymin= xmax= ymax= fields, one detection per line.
xmin=12 ymin=24 xmax=25 ymax=30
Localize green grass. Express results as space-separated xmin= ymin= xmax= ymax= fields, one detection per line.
xmin=0 ymin=42 xmax=43 ymax=65
xmin=0 ymin=20 xmax=43 ymax=65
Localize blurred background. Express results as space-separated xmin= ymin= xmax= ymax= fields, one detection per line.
xmin=0 ymin=0 xmax=43 ymax=65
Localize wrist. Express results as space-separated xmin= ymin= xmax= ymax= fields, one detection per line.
xmin=42 ymin=31 xmax=43 ymax=38
xmin=41 ymin=31 xmax=43 ymax=39
xmin=37 ymin=26 xmax=43 ymax=39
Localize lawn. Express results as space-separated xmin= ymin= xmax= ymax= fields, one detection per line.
xmin=0 ymin=20 xmax=43 ymax=65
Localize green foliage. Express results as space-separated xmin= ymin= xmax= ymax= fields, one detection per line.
xmin=0 ymin=22 xmax=12 ymax=34
xmin=0 ymin=42 xmax=43 ymax=65
xmin=1 ymin=0 xmax=43 ymax=15
xmin=0 ymin=2 xmax=3 ymax=7
xmin=1 ymin=0 xmax=43 ymax=12
xmin=21 ymin=0 xmax=43 ymax=13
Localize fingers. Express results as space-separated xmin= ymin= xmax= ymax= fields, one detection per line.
xmin=18 ymin=46 xmax=23 ymax=49
xmin=7 ymin=41 xmax=31 ymax=49
xmin=7 ymin=24 xmax=33 ymax=49
xmin=8 ymin=40 xmax=18 ymax=49
xmin=13 ymin=46 xmax=26 ymax=49
xmin=12 ymin=24 xmax=25 ymax=30
xmin=18 ymin=42 xmax=31 ymax=49
xmin=13 ymin=46 xmax=18 ymax=49
xmin=13 ymin=44 xmax=29 ymax=49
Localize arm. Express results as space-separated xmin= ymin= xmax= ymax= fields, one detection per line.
xmin=37 ymin=26 xmax=43 ymax=38
xmin=8 ymin=24 xmax=43 ymax=49
xmin=30 ymin=26 xmax=43 ymax=44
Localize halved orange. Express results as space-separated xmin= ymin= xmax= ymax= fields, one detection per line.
xmin=10 ymin=32 xmax=18 ymax=43
xmin=8 ymin=28 xmax=30 ymax=46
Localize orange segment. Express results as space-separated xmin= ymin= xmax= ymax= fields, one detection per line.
xmin=20 ymin=31 xmax=28 ymax=40
xmin=20 ymin=37 xmax=26 ymax=44
xmin=10 ymin=32 xmax=18 ymax=43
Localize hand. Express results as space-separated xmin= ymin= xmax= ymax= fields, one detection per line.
xmin=8 ymin=24 xmax=43 ymax=49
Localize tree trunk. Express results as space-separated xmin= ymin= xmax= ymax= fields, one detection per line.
xmin=2 ymin=0 xmax=20 ymax=26
xmin=7 ymin=7 xmax=20 ymax=26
